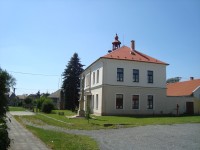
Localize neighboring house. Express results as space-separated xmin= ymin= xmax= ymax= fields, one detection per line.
xmin=48 ymin=89 xmax=65 ymax=109
xmin=28 ymin=94 xmax=39 ymax=100
xmin=17 ymin=94 xmax=28 ymax=101
xmin=166 ymin=78 xmax=200 ymax=115
xmin=17 ymin=94 xmax=28 ymax=105
xmin=80 ymin=34 xmax=169 ymax=116
xmin=8 ymin=92 xmax=18 ymax=106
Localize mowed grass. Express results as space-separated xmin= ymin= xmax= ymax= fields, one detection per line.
xmin=15 ymin=109 xmax=200 ymax=130
xmin=8 ymin=106 xmax=26 ymax=111
xmin=26 ymin=125 xmax=99 ymax=150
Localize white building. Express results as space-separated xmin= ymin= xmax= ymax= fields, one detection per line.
xmin=166 ymin=78 xmax=200 ymax=115
xmin=80 ymin=34 xmax=169 ymax=116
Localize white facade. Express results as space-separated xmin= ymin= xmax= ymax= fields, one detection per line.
xmin=193 ymin=86 xmax=200 ymax=99
xmin=102 ymin=58 xmax=166 ymax=88
xmin=79 ymin=35 xmax=200 ymax=115
xmin=82 ymin=57 xmax=168 ymax=116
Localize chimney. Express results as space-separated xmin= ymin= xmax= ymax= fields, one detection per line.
xmin=131 ymin=40 xmax=135 ymax=51
xmin=190 ymin=77 xmax=194 ymax=80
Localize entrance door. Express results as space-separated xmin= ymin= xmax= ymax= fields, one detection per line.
xmin=186 ymin=102 xmax=194 ymax=115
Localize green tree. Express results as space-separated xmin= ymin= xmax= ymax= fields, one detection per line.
xmin=41 ymin=98 xmax=54 ymax=113
xmin=24 ymin=97 xmax=33 ymax=109
xmin=62 ymin=53 xmax=84 ymax=111
xmin=36 ymin=96 xmax=46 ymax=111
xmin=167 ymin=77 xmax=181 ymax=83
xmin=0 ymin=67 xmax=16 ymax=150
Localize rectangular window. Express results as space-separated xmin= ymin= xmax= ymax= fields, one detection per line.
xmin=147 ymin=95 xmax=154 ymax=109
xmin=133 ymin=69 xmax=139 ymax=82
xmin=117 ymin=68 xmax=124 ymax=82
xmin=97 ymin=70 xmax=99 ymax=83
xmin=116 ymin=94 xmax=123 ymax=109
xmin=93 ymin=72 xmax=95 ymax=85
xmin=148 ymin=70 xmax=153 ymax=83
xmin=85 ymin=74 xmax=90 ymax=87
xmin=96 ymin=94 xmax=98 ymax=110
xmin=132 ymin=95 xmax=139 ymax=109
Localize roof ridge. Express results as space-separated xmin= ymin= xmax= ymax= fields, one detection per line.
xmin=134 ymin=50 xmax=150 ymax=60
xmin=169 ymin=79 xmax=200 ymax=84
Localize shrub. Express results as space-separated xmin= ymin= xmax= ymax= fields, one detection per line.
xmin=36 ymin=97 xmax=46 ymax=111
xmin=0 ymin=119 xmax=10 ymax=150
xmin=24 ymin=97 xmax=33 ymax=109
xmin=41 ymin=98 xmax=54 ymax=114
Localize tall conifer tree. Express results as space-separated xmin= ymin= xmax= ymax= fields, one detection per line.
xmin=62 ymin=53 xmax=84 ymax=111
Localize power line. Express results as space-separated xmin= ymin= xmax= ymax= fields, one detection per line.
xmin=9 ymin=71 xmax=60 ymax=77
xmin=15 ymin=88 xmax=58 ymax=90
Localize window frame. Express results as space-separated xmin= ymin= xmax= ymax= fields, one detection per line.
xmin=96 ymin=69 xmax=99 ymax=83
xmin=117 ymin=68 xmax=124 ymax=82
xmin=132 ymin=95 xmax=139 ymax=109
xmin=147 ymin=95 xmax=154 ymax=109
xmin=133 ymin=69 xmax=139 ymax=82
xmin=92 ymin=72 xmax=95 ymax=85
xmin=85 ymin=74 xmax=90 ymax=87
xmin=147 ymin=70 xmax=154 ymax=83
xmin=116 ymin=94 xmax=124 ymax=109
xmin=96 ymin=94 xmax=98 ymax=110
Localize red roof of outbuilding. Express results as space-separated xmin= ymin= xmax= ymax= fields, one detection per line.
xmin=101 ymin=46 xmax=168 ymax=65
xmin=167 ymin=79 xmax=200 ymax=96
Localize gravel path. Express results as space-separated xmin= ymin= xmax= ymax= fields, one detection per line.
xmin=10 ymin=112 xmax=200 ymax=150
xmin=23 ymin=120 xmax=200 ymax=150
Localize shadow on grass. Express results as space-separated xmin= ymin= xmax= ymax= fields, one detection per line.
xmin=99 ymin=114 xmax=200 ymax=119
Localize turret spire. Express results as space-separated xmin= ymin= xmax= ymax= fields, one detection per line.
xmin=112 ymin=34 xmax=121 ymax=50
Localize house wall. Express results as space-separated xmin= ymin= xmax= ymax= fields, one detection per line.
xmin=165 ymin=96 xmax=194 ymax=114
xmin=88 ymin=87 xmax=103 ymax=116
xmin=101 ymin=85 xmax=166 ymax=115
xmin=82 ymin=58 xmax=168 ymax=116
xmin=102 ymin=58 xmax=167 ymax=88
xmin=84 ymin=60 xmax=103 ymax=90
xmin=82 ymin=59 xmax=104 ymax=115
xmin=193 ymin=86 xmax=200 ymax=99
xmin=193 ymin=87 xmax=200 ymax=114
xmin=194 ymin=99 xmax=200 ymax=114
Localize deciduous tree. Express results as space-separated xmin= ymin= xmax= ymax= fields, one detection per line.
xmin=167 ymin=77 xmax=181 ymax=83
xmin=0 ymin=67 xmax=16 ymax=150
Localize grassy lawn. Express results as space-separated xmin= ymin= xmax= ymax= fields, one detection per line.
xmin=8 ymin=106 xmax=26 ymax=111
xmin=15 ymin=109 xmax=200 ymax=130
xmin=26 ymin=125 xmax=99 ymax=150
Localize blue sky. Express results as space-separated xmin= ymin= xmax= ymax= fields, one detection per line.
xmin=0 ymin=0 xmax=200 ymax=95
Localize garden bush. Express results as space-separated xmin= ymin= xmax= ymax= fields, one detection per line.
xmin=41 ymin=98 xmax=54 ymax=114
xmin=0 ymin=119 xmax=10 ymax=150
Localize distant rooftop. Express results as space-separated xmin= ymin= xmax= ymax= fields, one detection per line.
xmin=167 ymin=79 xmax=200 ymax=96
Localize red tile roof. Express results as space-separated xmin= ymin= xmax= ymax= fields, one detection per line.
xmin=167 ymin=79 xmax=200 ymax=96
xmin=101 ymin=46 xmax=168 ymax=65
